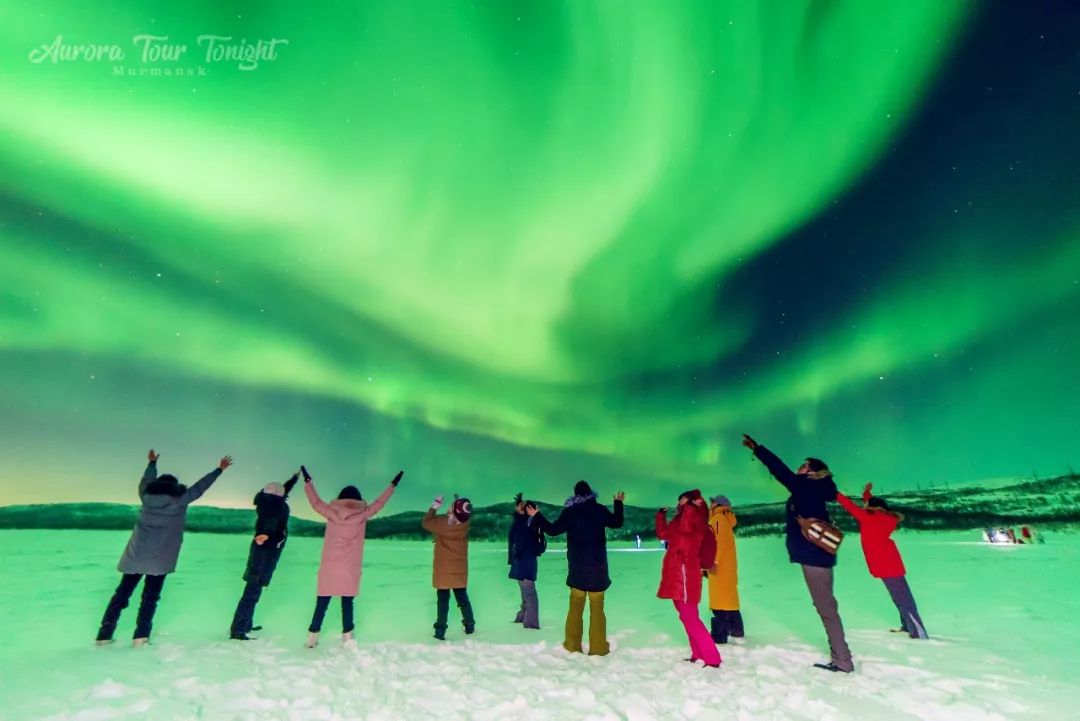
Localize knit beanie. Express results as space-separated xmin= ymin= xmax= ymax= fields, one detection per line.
xmin=263 ymin=482 xmax=285 ymax=497
xmin=573 ymin=480 xmax=593 ymax=497
xmin=452 ymin=497 xmax=472 ymax=523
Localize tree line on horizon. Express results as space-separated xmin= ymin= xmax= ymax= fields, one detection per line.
xmin=1 ymin=472 xmax=1077 ymax=540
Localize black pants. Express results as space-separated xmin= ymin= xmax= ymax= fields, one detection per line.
xmin=309 ymin=596 xmax=354 ymax=633
xmin=97 ymin=573 xmax=166 ymax=641
xmin=230 ymin=581 xmax=264 ymax=636
xmin=435 ymin=588 xmax=474 ymax=636
xmin=710 ymin=609 xmax=745 ymax=644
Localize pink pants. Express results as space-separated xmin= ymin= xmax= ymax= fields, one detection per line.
xmin=674 ymin=600 xmax=722 ymax=666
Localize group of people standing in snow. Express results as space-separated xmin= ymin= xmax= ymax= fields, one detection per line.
xmin=95 ymin=436 xmax=928 ymax=675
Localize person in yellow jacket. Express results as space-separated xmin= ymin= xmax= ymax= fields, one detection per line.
xmin=706 ymin=495 xmax=744 ymax=643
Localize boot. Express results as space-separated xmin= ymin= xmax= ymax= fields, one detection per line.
xmin=342 ymin=631 xmax=355 ymax=647
xmin=132 ymin=638 xmax=149 ymax=647
xmin=710 ymin=615 xmax=728 ymax=645
xmin=433 ymin=625 xmax=446 ymax=641
xmin=305 ymin=632 xmax=319 ymax=648
xmin=459 ymin=599 xmax=476 ymax=635
xmin=814 ymin=662 xmax=853 ymax=673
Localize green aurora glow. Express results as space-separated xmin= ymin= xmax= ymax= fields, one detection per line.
xmin=1 ymin=1 xmax=1077 ymax=511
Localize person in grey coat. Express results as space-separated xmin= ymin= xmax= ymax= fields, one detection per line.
xmin=96 ymin=449 xmax=233 ymax=646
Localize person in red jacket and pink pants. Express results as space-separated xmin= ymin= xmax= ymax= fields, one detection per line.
xmin=836 ymin=483 xmax=928 ymax=639
xmin=656 ymin=490 xmax=722 ymax=668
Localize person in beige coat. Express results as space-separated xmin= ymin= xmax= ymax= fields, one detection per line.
xmin=421 ymin=495 xmax=474 ymax=640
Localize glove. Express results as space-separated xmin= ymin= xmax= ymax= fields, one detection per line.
xmin=301 ymin=465 xmax=311 ymax=482
xmin=391 ymin=471 xmax=404 ymax=487
xmin=431 ymin=495 xmax=444 ymax=510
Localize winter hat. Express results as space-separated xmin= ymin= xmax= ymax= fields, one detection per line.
xmin=574 ymin=480 xmax=593 ymax=497
xmin=803 ymin=457 xmax=832 ymax=478
xmin=452 ymin=497 xmax=473 ymax=523
xmin=710 ymin=495 xmax=732 ymax=508
xmin=679 ymin=489 xmax=706 ymax=508
xmin=867 ymin=496 xmax=890 ymax=510
xmin=263 ymin=482 xmax=285 ymax=497
xmin=337 ymin=485 xmax=363 ymax=501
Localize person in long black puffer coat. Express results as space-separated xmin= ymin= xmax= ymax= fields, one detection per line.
xmin=508 ymin=493 xmax=545 ymax=629
xmin=229 ymin=472 xmax=299 ymax=640
xmin=527 ymin=480 xmax=624 ymax=655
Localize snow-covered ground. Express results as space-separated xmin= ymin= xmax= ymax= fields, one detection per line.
xmin=1 ymin=529 xmax=1076 ymax=720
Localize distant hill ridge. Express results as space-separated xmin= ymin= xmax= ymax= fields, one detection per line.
xmin=1 ymin=473 xmax=1077 ymax=541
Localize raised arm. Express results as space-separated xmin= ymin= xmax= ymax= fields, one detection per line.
xmin=606 ymin=494 xmax=626 ymax=529
xmin=835 ymin=492 xmax=868 ymax=522
xmin=655 ymin=509 xmax=670 ymax=541
xmin=139 ymin=449 xmax=159 ymax=496
xmin=358 ymin=484 xmax=396 ymax=522
xmin=181 ymin=467 xmax=223 ymax=505
xmin=282 ymin=472 xmax=300 ymax=499
xmin=421 ymin=506 xmax=440 ymax=534
xmin=304 ymin=478 xmax=332 ymax=519
xmin=753 ymin=446 xmax=798 ymax=492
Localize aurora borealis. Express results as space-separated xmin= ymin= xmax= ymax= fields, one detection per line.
xmin=2 ymin=1 xmax=1078 ymax=512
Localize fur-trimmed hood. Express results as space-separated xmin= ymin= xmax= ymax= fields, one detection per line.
xmin=144 ymin=478 xmax=188 ymax=496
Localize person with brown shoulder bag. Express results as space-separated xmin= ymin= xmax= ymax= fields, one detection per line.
xmin=742 ymin=434 xmax=854 ymax=673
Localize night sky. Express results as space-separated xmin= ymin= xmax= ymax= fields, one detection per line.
xmin=2 ymin=1 xmax=1078 ymax=514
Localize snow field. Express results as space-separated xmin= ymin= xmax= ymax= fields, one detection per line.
xmin=1 ymin=530 xmax=1076 ymax=720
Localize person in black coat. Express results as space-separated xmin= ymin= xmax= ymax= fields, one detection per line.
xmin=527 ymin=480 xmax=624 ymax=655
xmin=742 ymin=434 xmax=854 ymax=672
xmin=508 ymin=493 xmax=544 ymax=629
xmin=229 ymin=472 xmax=299 ymax=640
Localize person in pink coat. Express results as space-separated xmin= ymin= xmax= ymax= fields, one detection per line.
xmin=302 ymin=465 xmax=402 ymax=647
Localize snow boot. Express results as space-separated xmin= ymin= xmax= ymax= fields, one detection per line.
xmin=132 ymin=638 xmax=149 ymax=647
xmin=95 ymin=639 xmax=114 ymax=646
xmin=710 ymin=615 xmax=729 ymax=645
xmin=230 ymin=633 xmax=256 ymax=641
xmin=305 ymin=632 xmax=319 ymax=648
xmin=342 ymin=631 xmax=355 ymax=647
xmin=813 ymin=662 xmax=853 ymax=673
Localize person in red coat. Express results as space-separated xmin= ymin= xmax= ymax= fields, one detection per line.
xmin=836 ymin=483 xmax=928 ymax=639
xmin=656 ymin=490 xmax=722 ymax=668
